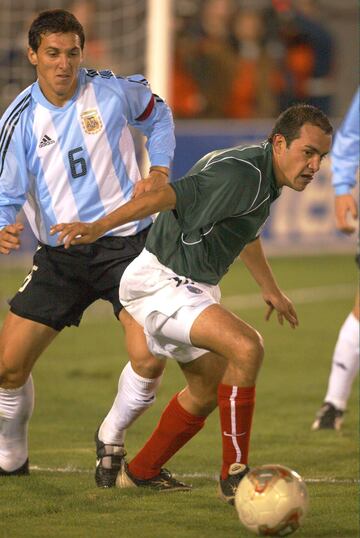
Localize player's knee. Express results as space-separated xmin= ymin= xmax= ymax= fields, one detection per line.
xmin=241 ymin=329 xmax=264 ymax=362
xmin=251 ymin=329 xmax=264 ymax=363
xmin=237 ymin=329 xmax=264 ymax=370
xmin=0 ymin=341 xmax=29 ymax=387
xmin=130 ymin=352 xmax=165 ymax=379
xmin=0 ymin=359 xmax=28 ymax=388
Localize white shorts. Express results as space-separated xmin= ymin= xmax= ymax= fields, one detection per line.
xmin=119 ymin=249 xmax=221 ymax=363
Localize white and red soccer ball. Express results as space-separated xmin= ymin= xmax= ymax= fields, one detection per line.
xmin=235 ymin=464 xmax=309 ymax=536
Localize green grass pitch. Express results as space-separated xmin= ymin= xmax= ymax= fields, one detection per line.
xmin=0 ymin=254 xmax=358 ymax=538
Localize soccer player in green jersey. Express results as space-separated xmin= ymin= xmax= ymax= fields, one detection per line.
xmin=52 ymin=104 xmax=332 ymax=502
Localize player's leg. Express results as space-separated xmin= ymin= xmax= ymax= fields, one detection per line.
xmin=117 ymin=350 xmax=225 ymax=491
xmin=312 ymin=289 xmax=359 ymax=431
xmin=95 ymin=310 xmax=165 ymax=487
xmin=99 ymin=310 xmax=165 ymax=445
xmin=92 ymin=236 xmax=167 ymax=487
xmin=187 ymin=303 xmax=261 ymax=503
xmin=117 ymin=303 xmax=262 ymax=498
xmin=121 ymin=309 xmax=166 ymax=378
xmin=190 ymin=303 xmax=264 ymax=386
xmin=0 ymin=243 xmax=96 ymax=475
xmin=0 ymin=312 xmax=58 ymax=473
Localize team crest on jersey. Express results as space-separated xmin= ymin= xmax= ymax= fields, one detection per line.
xmin=80 ymin=109 xmax=103 ymax=134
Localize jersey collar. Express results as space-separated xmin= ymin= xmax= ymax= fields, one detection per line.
xmin=32 ymin=71 xmax=82 ymax=111
xmin=264 ymin=142 xmax=282 ymax=201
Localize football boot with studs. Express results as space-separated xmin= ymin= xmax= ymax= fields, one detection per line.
xmin=95 ymin=428 xmax=127 ymax=488
xmin=116 ymin=460 xmax=192 ymax=492
xmin=311 ymin=402 xmax=344 ymax=431
xmin=218 ymin=462 xmax=250 ymax=505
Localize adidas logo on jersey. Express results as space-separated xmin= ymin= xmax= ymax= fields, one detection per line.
xmin=39 ymin=134 xmax=55 ymax=148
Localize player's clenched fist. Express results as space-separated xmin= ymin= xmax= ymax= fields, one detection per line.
xmin=0 ymin=223 xmax=24 ymax=254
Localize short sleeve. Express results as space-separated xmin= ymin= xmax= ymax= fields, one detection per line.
xmin=171 ymin=158 xmax=262 ymax=233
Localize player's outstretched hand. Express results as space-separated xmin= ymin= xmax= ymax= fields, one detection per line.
xmin=50 ymin=221 xmax=103 ymax=248
xmin=263 ymin=291 xmax=299 ymax=329
xmin=335 ymin=194 xmax=358 ymax=234
xmin=0 ymin=223 xmax=24 ymax=254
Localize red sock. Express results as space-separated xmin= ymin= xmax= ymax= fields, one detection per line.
xmin=129 ymin=393 xmax=206 ymax=479
xmin=218 ymin=383 xmax=255 ymax=480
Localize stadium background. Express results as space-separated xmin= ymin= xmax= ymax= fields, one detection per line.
xmin=0 ymin=0 xmax=358 ymax=260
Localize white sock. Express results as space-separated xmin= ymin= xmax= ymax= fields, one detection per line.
xmin=99 ymin=362 xmax=163 ymax=445
xmin=0 ymin=375 xmax=34 ymax=472
xmin=325 ymin=313 xmax=359 ymax=410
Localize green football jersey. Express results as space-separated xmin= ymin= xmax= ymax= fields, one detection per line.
xmin=145 ymin=141 xmax=281 ymax=285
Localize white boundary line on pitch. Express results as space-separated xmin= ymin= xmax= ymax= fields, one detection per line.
xmin=222 ymin=283 xmax=354 ymax=310
xmin=29 ymin=466 xmax=359 ymax=484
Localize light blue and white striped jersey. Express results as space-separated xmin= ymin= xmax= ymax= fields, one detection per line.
xmin=0 ymin=68 xmax=175 ymax=245
xmin=331 ymin=87 xmax=359 ymax=196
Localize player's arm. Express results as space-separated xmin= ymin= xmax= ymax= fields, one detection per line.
xmin=331 ymin=89 xmax=359 ymax=234
xmin=123 ymin=75 xmax=175 ymax=198
xmin=0 ymin=99 xmax=30 ymax=254
xmin=0 ymin=176 xmax=27 ymax=255
xmin=132 ymin=165 xmax=170 ymax=198
xmin=239 ymin=237 xmax=299 ymax=329
xmin=51 ymin=184 xmax=177 ymax=248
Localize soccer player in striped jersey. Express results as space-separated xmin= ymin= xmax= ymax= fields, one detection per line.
xmin=312 ymin=88 xmax=359 ymax=431
xmin=53 ymin=105 xmax=332 ymax=499
xmin=0 ymin=9 xmax=175 ymax=484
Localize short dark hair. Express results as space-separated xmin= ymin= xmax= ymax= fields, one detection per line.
xmin=28 ymin=9 xmax=85 ymax=52
xmin=268 ymin=104 xmax=333 ymax=146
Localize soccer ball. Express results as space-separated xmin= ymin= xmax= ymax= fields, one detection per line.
xmin=235 ymin=464 xmax=309 ymax=536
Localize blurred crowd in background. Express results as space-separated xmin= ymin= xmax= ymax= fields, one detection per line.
xmin=0 ymin=0 xmax=357 ymax=256
xmin=172 ymin=0 xmax=335 ymax=118
xmin=0 ymin=0 xmax=358 ymax=119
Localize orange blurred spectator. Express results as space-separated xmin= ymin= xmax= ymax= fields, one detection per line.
xmin=180 ymin=0 xmax=236 ymax=118
xmin=171 ymin=15 xmax=204 ymax=118
xmin=272 ymin=0 xmax=335 ymax=113
xmin=285 ymin=39 xmax=314 ymax=100
xmin=68 ymin=0 xmax=112 ymax=70
xmin=225 ymin=9 xmax=282 ymax=118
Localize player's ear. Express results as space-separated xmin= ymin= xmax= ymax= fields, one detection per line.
xmin=272 ymin=134 xmax=286 ymax=155
xmin=28 ymin=47 xmax=38 ymax=66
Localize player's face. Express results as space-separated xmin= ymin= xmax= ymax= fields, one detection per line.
xmin=273 ymin=123 xmax=332 ymax=191
xmin=28 ymin=32 xmax=83 ymax=107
